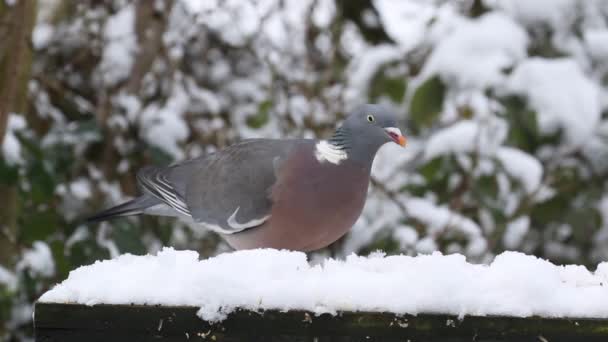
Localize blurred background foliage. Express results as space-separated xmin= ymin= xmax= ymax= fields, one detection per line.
xmin=2 ymin=0 xmax=608 ymax=340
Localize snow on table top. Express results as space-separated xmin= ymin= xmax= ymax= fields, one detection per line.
xmin=39 ymin=248 xmax=608 ymax=322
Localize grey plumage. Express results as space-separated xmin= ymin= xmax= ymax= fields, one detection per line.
xmin=89 ymin=139 xmax=296 ymax=233
xmin=88 ymin=104 xmax=406 ymax=251
xmin=87 ymin=195 xmax=161 ymax=222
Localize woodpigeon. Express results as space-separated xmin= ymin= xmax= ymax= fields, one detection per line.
xmin=88 ymin=104 xmax=406 ymax=251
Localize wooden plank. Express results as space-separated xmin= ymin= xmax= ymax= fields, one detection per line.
xmin=34 ymin=302 xmax=608 ymax=342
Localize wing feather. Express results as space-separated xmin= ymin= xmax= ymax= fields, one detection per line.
xmin=137 ymin=167 xmax=191 ymax=217
xmin=137 ymin=139 xmax=301 ymax=234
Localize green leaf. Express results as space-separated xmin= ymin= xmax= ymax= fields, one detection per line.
xmin=147 ymin=218 xmax=175 ymax=246
xmin=0 ymin=284 xmax=14 ymax=324
xmin=0 ymin=158 xmax=19 ymax=185
xmin=148 ymin=145 xmax=174 ymax=166
xmin=66 ymin=236 xmax=110 ymax=269
xmin=112 ymin=221 xmax=147 ymax=255
xmin=400 ymin=183 xmax=427 ymax=197
xmin=246 ymin=100 xmax=271 ymax=128
xmin=45 ymin=143 xmax=76 ymax=177
xmin=475 ymin=175 xmax=499 ymax=201
xmin=26 ymin=160 xmax=55 ymax=203
xmin=19 ymin=210 xmax=59 ymax=244
xmin=409 ymin=75 xmax=445 ymax=129
xmin=419 ymin=157 xmax=442 ymax=183
xmin=50 ymin=240 xmax=70 ymax=279
xmin=15 ymin=131 xmax=43 ymax=159
xmin=74 ymin=118 xmax=102 ymax=136
xmin=531 ymin=195 xmax=569 ymax=226
xmin=568 ymin=207 xmax=602 ymax=245
xmin=370 ymin=72 xmax=407 ymax=103
xmin=500 ymin=95 xmax=540 ymax=151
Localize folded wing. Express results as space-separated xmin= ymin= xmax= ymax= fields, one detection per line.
xmin=136 ymin=139 xmax=298 ymax=234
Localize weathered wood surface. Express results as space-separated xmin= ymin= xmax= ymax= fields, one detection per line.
xmin=35 ymin=302 xmax=608 ymax=342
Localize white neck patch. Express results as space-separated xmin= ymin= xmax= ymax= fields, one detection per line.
xmin=315 ymin=140 xmax=348 ymax=165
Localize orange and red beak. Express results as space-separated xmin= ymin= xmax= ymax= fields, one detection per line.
xmin=385 ymin=127 xmax=407 ymax=147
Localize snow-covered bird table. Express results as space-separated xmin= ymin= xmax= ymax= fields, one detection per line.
xmin=35 ymin=248 xmax=608 ymax=341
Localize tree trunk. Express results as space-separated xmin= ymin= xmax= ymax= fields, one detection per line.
xmin=0 ymin=0 xmax=37 ymax=272
xmin=127 ymin=0 xmax=174 ymax=94
xmin=0 ymin=3 xmax=36 ymax=337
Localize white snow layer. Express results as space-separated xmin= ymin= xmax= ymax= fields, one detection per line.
xmin=99 ymin=4 xmax=137 ymax=86
xmin=486 ymin=0 xmax=578 ymax=31
xmin=32 ymin=23 xmax=54 ymax=50
xmin=1 ymin=113 xmax=26 ymax=165
xmin=505 ymin=58 xmax=601 ymax=146
xmin=373 ymin=0 xmax=435 ymax=53
xmin=503 ymin=216 xmax=530 ymax=250
xmin=495 ymin=147 xmax=542 ymax=194
xmin=39 ymin=248 xmax=608 ymax=321
xmin=0 ymin=265 xmax=17 ymax=291
xmin=425 ymin=121 xmax=480 ymax=160
xmin=419 ymin=12 xmax=527 ymax=89
xmin=584 ymin=29 xmax=608 ymax=62
xmin=17 ymin=241 xmax=55 ymax=278
xmin=346 ymin=44 xmax=403 ymax=100
xmin=424 ymin=119 xmax=507 ymax=160
xmin=404 ymin=198 xmax=481 ymax=238
xmin=139 ymin=84 xmax=190 ymax=159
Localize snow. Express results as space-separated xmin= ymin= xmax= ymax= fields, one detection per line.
xmin=495 ymin=147 xmax=542 ymax=194
xmin=503 ymin=216 xmax=530 ymax=249
xmin=419 ymin=12 xmax=527 ymax=89
xmin=39 ymin=248 xmax=608 ymax=321
xmin=15 ymin=0 xmax=608 ymax=334
xmin=584 ymin=29 xmax=608 ymax=61
xmin=139 ymin=84 xmax=190 ymax=159
xmin=1 ymin=113 xmax=26 ymax=165
xmin=415 ymin=236 xmax=438 ymax=254
xmin=99 ymin=4 xmax=137 ymax=86
xmin=346 ymin=44 xmax=403 ymax=101
xmin=425 ymin=121 xmax=478 ymax=160
xmin=424 ymin=119 xmax=507 ymax=161
xmin=196 ymin=0 xmax=260 ymax=46
xmin=32 ymin=23 xmax=54 ymax=49
xmin=373 ymin=0 xmax=435 ymax=53
xmin=97 ymin=225 xmax=120 ymax=259
xmin=0 ymin=265 xmax=17 ymax=291
xmin=404 ymin=198 xmax=481 ymax=238
xmin=181 ymin=0 xmax=312 ymax=49
xmin=312 ymin=0 xmax=336 ymax=29
xmin=504 ymin=58 xmax=601 ymax=146
xmin=486 ymin=0 xmax=577 ymax=31
xmin=343 ymin=195 xmax=404 ymax=255
xmin=65 ymin=226 xmax=90 ymax=249
xmin=69 ymin=179 xmax=92 ymax=199
xmin=8 ymin=302 xmax=33 ymax=329
xmin=393 ymin=225 xmax=418 ymax=249
xmin=371 ymin=138 xmax=416 ymax=187
xmin=179 ymin=0 xmax=218 ymax=13
xmin=17 ymin=241 xmax=55 ymax=278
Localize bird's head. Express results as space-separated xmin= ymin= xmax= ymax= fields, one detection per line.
xmin=316 ymin=104 xmax=406 ymax=166
xmin=341 ymin=104 xmax=406 ymax=149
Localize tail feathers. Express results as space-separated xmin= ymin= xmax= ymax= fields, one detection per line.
xmin=87 ymin=195 xmax=160 ymax=223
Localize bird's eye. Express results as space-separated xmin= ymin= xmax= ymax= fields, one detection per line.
xmin=366 ymin=114 xmax=375 ymax=123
